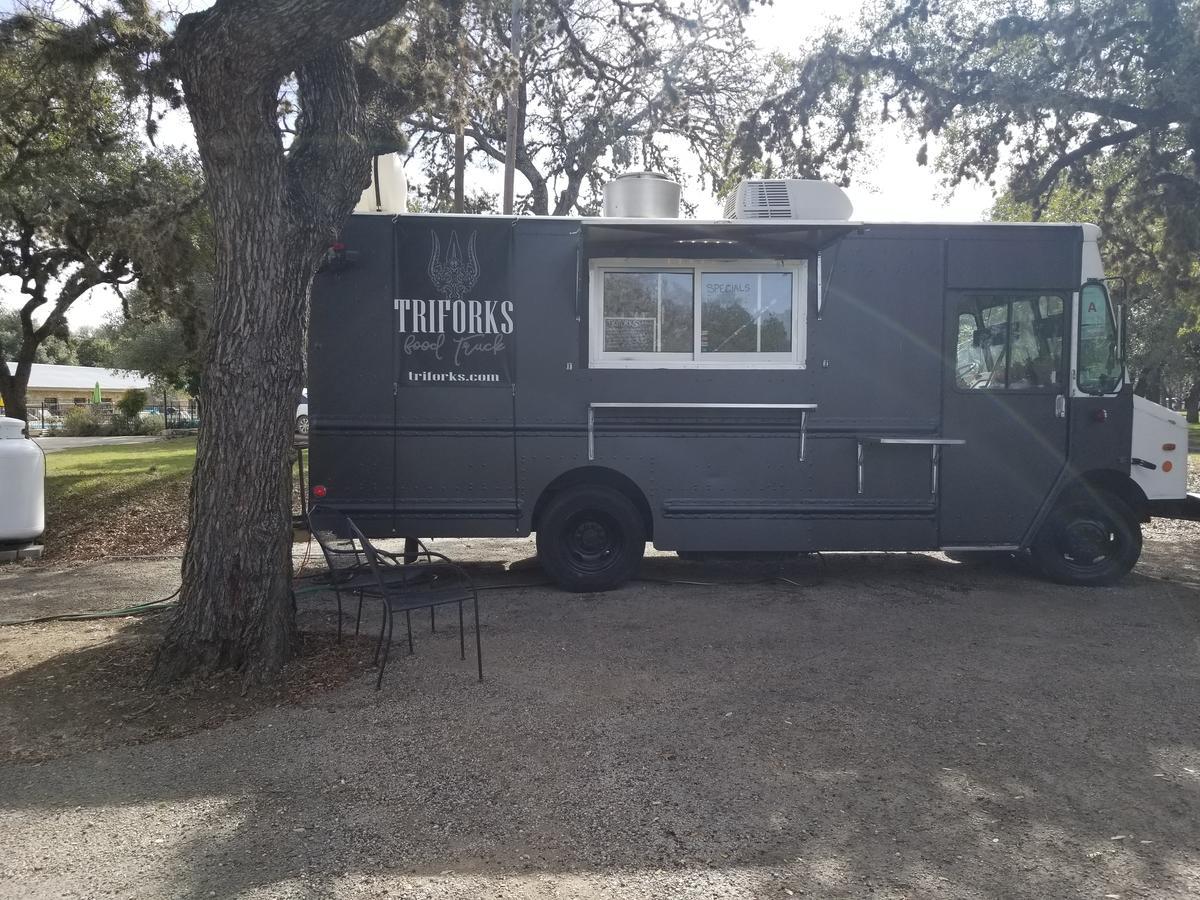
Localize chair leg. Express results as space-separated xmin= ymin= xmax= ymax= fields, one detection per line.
xmin=334 ymin=589 xmax=343 ymax=643
xmin=373 ymin=604 xmax=388 ymax=666
xmin=430 ymin=604 xmax=436 ymax=633
xmin=376 ymin=606 xmax=395 ymax=691
xmin=473 ymin=592 xmax=483 ymax=682
xmin=354 ymin=590 xmax=364 ymax=637
xmin=458 ymin=600 xmax=465 ymax=660
xmin=406 ymin=609 xmax=414 ymax=655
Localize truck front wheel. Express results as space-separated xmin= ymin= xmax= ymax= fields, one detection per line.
xmin=1031 ymin=490 xmax=1142 ymax=586
xmin=536 ymin=485 xmax=645 ymax=592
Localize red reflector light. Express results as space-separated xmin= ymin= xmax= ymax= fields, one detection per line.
xmin=1091 ymin=408 xmax=1108 ymax=423
xmin=330 ymin=242 xmax=346 ymax=252
xmin=1163 ymin=443 xmax=1177 ymax=452
xmin=312 ymin=485 xmax=327 ymax=498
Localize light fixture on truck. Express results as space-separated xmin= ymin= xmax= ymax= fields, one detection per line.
xmin=312 ymin=485 xmax=327 ymax=498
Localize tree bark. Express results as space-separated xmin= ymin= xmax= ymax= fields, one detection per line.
xmin=1186 ymin=381 xmax=1200 ymax=425
xmin=153 ymin=0 xmax=402 ymax=681
xmin=1146 ymin=365 xmax=1165 ymax=404
xmin=0 ymin=353 xmax=33 ymax=423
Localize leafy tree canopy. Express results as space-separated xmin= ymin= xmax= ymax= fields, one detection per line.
xmin=737 ymin=0 xmax=1200 ymax=288
xmin=0 ymin=10 xmax=208 ymax=419
xmin=401 ymin=0 xmax=760 ymax=215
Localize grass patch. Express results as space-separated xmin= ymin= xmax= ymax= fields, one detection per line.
xmin=41 ymin=438 xmax=307 ymax=562
xmin=44 ymin=438 xmax=197 ymax=561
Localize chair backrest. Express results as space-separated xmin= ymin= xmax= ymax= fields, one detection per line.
xmin=345 ymin=517 xmax=391 ymax=594
xmin=308 ymin=505 xmax=366 ymax=576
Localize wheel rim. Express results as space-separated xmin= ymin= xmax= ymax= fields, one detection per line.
xmin=1055 ymin=512 xmax=1121 ymax=570
xmin=563 ymin=510 xmax=624 ymax=574
xmin=297 ymin=417 xmax=309 ymax=435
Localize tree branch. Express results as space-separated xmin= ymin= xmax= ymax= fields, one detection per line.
xmin=172 ymin=0 xmax=407 ymax=81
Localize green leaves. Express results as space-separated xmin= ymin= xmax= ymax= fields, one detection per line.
xmin=0 ymin=15 xmax=208 ymax=413
xmin=743 ymin=0 xmax=1200 ymax=289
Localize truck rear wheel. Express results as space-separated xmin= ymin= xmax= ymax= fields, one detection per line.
xmin=536 ymin=485 xmax=645 ymax=592
xmin=1031 ymin=490 xmax=1142 ymax=586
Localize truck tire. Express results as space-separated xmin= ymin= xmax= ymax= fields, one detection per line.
xmin=1031 ymin=490 xmax=1142 ymax=587
xmin=536 ymin=485 xmax=645 ymax=592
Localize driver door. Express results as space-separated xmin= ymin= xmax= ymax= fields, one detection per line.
xmin=939 ymin=291 xmax=1071 ymax=546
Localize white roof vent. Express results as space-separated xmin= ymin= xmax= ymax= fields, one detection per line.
xmin=724 ymin=179 xmax=853 ymax=221
xmin=355 ymin=153 xmax=408 ymax=215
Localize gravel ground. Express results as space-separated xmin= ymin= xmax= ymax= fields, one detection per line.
xmin=1 ymin=529 xmax=1199 ymax=899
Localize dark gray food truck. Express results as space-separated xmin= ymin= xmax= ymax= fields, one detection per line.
xmin=309 ymin=174 xmax=1198 ymax=591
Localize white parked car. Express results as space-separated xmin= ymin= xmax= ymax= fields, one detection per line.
xmin=296 ymin=389 xmax=309 ymax=435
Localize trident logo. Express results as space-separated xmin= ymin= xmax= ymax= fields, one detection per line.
xmin=428 ymin=230 xmax=480 ymax=302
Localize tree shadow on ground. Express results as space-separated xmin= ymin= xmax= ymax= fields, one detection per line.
xmin=1 ymin=552 xmax=1198 ymax=899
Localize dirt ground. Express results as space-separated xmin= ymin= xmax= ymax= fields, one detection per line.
xmin=1 ymin=526 xmax=1199 ymax=899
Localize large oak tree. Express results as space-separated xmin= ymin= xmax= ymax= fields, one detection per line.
xmin=154 ymin=0 xmax=419 ymax=679
xmin=6 ymin=0 xmax=421 ymax=678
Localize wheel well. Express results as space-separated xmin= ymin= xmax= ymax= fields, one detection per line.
xmin=532 ymin=466 xmax=654 ymax=538
xmin=1063 ymin=470 xmax=1150 ymax=522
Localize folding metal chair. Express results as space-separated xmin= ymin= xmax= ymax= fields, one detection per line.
xmin=307 ymin=506 xmax=441 ymax=642
xmin=346 ymin=518 xmax=482 ymax=689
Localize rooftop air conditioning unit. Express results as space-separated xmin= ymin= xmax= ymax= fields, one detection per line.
xmin=723 ymin=178 xmax=853 ymax=221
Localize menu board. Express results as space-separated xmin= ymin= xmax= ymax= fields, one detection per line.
xmin=605 ymin=316 xmax=657 ymax=353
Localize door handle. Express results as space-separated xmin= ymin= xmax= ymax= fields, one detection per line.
xmin=1055 ymin=395 xmax=1066 ymax=419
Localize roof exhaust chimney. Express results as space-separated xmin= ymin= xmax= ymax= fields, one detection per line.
xmin=602 ymin=172 xmax=681 ymax=218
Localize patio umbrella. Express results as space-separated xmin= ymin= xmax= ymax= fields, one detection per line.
xmin=92 ymin=382 xmax=102 ymax=404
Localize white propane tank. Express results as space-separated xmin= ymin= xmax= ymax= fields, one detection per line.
xmin=354 ymin=153 xmax=408 ymax=214
xmin=0 ymin=416 xmax=45 ymax=544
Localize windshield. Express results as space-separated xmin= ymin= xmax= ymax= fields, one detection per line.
xmin=1077 ymin=282 xmax=1123 ymax=394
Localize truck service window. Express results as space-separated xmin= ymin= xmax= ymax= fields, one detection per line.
xmin=601 ymin=271 xmax=693 ymax=354
xmin=956 ymin=294 xmax=1064 ymax=390
xmin=701 ymin=272 xmax=793 ymax=354
xmin=591 ymin=260 xmax=805 ymax=368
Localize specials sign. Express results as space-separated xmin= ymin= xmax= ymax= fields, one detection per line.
xmin=394 ymin=223 xmax=516 ymax=386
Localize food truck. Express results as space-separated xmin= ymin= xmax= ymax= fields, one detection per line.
xmin=309 ymin=174 xmax=1198 ymax=591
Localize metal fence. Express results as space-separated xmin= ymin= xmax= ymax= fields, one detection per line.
xmin=19 ymin=397 xmax=201 ymax=434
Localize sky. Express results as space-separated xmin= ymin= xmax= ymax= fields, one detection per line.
xmin=3 ymin=0 xmax=997 ymax=331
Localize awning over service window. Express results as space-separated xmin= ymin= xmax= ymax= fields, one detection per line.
xmin=582 ymin=219 xmax=861 ymax=260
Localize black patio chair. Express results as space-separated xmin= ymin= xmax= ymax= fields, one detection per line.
xmin=346 ymin=518 xmax=482 ymax=689
xmin=306 ymin=506 xmax=439 ymax=643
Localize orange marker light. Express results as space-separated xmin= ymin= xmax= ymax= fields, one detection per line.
xmin=1163 ymin=443 xmax=1176 ymax=452
xmin=1162 ymin=461 xmax=1174 ymax=473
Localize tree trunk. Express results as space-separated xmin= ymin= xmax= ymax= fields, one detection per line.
xmin=1186 ymin=380 xmax=1200 ymax=424
xmin=0 ymin=354 xmax=34 ymax=423
xmin=153 ymin=2 xmax=396 ymax=681
xmin=153 ymin=71 xmax=304 ymax=680
xmin=1146 ymin=365 xmax=1164 ymax=404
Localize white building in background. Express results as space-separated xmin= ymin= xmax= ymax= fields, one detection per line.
xmin=1 ymin=362 xmax=151 ymax=414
